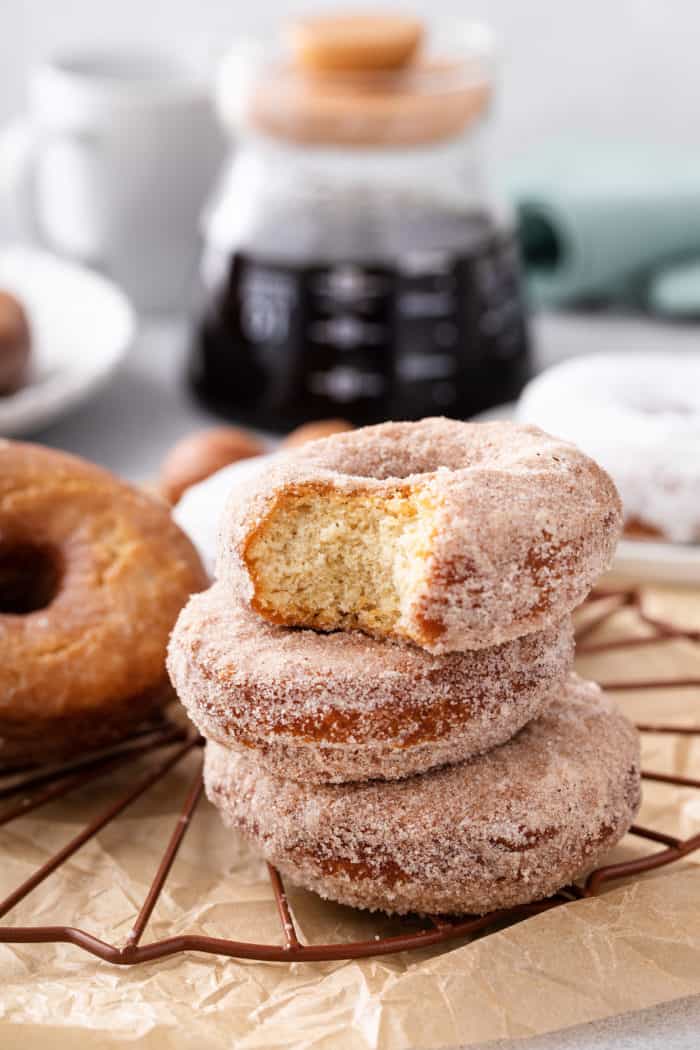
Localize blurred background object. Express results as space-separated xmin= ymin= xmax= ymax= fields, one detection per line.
xmin=193 ymin=14 xmax=530 ymax=429
xmin=158 ymin=417 xmax=353 ymax=507
xmin=0 ymin=246 xmax=134 ymax=436
xmin=0 ymin=287 xmax=31 ymax=394
xmin=4 ymin=1 xmax=700 ymax=170
xmin=0 ymin=0 xmax=698 ymax=488
xmin=281 ymin=418 xmax=353 ymax=447
xmin=511 ymin=142 xmax=700 ymax=313
xmin=518 ymin=351 xmax=700 ymax=544
xmin=0 ymin=47 xmax=225 ymax=313
xmin=159 ymin=424 xmax=266 ymax=504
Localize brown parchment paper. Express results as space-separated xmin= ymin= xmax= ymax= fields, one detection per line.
xmin=1 ymin=578 xmax=700 ymax=1050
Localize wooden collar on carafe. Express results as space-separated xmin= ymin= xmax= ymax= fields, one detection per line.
xmin=249 ymin=12 xmax=492 ymax=148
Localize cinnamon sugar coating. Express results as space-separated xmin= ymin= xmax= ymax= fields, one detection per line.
xmin=218 ymin=418 xmax=622 ymax=652
xmin=0 ymin=441 xmax=207 ymax=766
xmin=169 ymin=581 xmax=574 ymax=783
xmin=204 ymin=676 xmax=641 ymax=915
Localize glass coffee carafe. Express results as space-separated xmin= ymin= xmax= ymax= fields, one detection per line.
xmin=191 ymin=16 xmax=530 ymax=430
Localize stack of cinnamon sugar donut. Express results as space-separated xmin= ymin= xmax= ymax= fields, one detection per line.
xmin=168 ymin=417 xmax=642 ymax=916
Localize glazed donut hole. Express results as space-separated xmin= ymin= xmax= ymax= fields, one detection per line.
xmin=246 ymin=484 xmax=440 ymax=637
xmin=0 ymin=542 xmax=63 ymax=615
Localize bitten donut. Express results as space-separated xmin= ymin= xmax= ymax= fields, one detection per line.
xmin=218 ymin=417 xmax=621 ymax=653
xmin=518 ymin=352 xmax=700 ymax=543
xmin=205 ymin=676 xmax=641 ymax=915
xmin=0 ymin=289 xmax=31 ymax=395
xmin=168 ymin=581 xmax=573 ymax=783
xmin=0 ymin=441 xmax=207 ymax=766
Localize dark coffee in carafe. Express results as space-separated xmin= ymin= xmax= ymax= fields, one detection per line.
xmin=193 ymin=16 xmax=530 ymax=429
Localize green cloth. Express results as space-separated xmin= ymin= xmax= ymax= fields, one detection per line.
xmin=507 ymin=141 xmax=700 ymax=312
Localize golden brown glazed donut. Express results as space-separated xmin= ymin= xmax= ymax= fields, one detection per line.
xmin=204 ymin=677 xmax=641 ymax=915
xmin=0 ymin=289 xmax=31 ymax=395
xmin=0 ymin=441 xmax=207 ymax=766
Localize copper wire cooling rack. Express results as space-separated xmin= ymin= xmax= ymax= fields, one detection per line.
xmin=0 ymin=586 xmax=699 ymax=965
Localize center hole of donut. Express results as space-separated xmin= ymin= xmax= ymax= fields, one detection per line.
xmin=0 ymin=544 xmax=63 ymax=614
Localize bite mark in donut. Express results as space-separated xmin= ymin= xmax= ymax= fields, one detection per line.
xmin=244 ymin=480 xmax=440 ymax=641
xmin=221 ymin=418 xmax=622 ymax=652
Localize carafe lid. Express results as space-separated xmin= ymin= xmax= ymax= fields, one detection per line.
xmin=217 ymin=13 xmax=494 ymax=148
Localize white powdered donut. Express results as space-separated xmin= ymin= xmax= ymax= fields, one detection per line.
xmin=518 ymin=352 xmax=700 ymax=543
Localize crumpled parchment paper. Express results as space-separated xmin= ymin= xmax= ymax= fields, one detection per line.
xmin=1 ymin=577 xmax=699 ymax=1049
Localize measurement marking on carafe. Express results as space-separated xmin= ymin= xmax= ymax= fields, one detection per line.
xmin=309 ymin=317 xmax=386 ymax=349
xmin=240 ymin=267 xmax=298 ymax=345
xmin=398 ymin=252 xmax=453 ymax=277
xmin=314 ymin=267 xmax=388 ymax=301
xmin=308 ymin=369 xmax=385 ymax=402
xmin=195 ymin=231 xmax=530 ymax=423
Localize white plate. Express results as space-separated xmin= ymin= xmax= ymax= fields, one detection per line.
xmin=0 ymin=245 xmax=134 ymax=437
xmin=610 ymin=539 xmax=700 ymax=585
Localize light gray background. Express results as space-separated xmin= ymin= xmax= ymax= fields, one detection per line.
xmin=1 ymin=0 xmax=699 ymax=165
xmin=3 ymin=0 xmax=700 ymax=481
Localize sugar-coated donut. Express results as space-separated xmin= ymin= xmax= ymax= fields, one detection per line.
xmin=0 ymin=441 xmax=207 ymax=766
xmin=518 ymin=352 xmax=700 ymax=544
xmin=168 ymin=581 xmax=573 ymax=783
xmin=0 ymin=289 xmax=31 ymax=395
xmin=218 ymin=418 xmax=621 ymax=653
xmin=204 ymin=676 xmax=641 ymax=915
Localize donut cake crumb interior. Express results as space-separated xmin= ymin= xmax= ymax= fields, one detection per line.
xmin=246 ymin=484 xmax=439 ymax=636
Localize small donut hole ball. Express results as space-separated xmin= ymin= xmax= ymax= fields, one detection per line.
xmin=282 ymin=419 xmax=354 ymax=449
xmin=0 ymin=289 xmax=31 ymax=395
xmin=160 ymin=426 xmax=266 ymax=505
